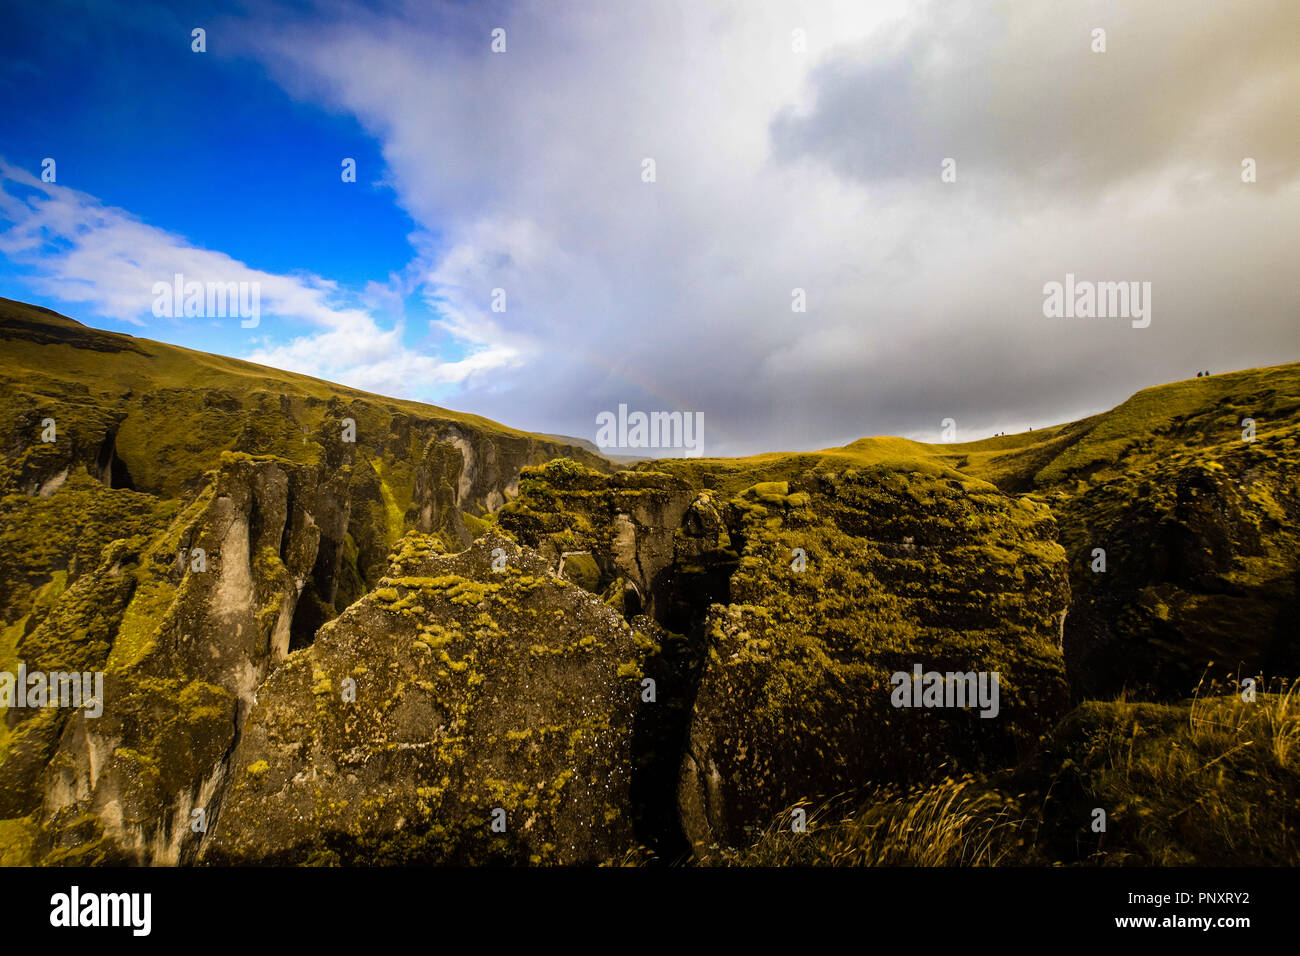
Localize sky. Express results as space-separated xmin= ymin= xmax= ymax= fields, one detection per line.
xmin=1 ymin=0 xmax=1297 ymax=458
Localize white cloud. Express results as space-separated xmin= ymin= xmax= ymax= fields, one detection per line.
xmin=0 ymin=161 xmax=517 ymax=393
xmin=236 ymin=0 xmax=1300 ymax=455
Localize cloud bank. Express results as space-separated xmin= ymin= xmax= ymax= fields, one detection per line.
xmin=242 ymin=0 xmax=1300 ymax=454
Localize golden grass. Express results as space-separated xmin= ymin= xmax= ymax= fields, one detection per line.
xmin=719 ymin=680 xmax=1300 ymax=867
xmin=720 ymin=776 xmax=1029 ymax=867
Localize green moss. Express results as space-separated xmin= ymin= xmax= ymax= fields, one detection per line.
xmin=39 ymin=813 xmax=113 ymax=866
xmin=371 ymin=457 xmax=410 ymax=547
xmin=379 ymin=574 xmax=504 ymax=606
xmin=561 ymin=552 xmax=601 ymax=593
xmin=0 ymin=572 xmax=66 ymax=678
xmin=0 ymin=815 xmax=35 ymax=865
xmin=0 ymin=469 xmax=170 ymax=624
xmin=312 ymin=666 xmax=333 ymax=696
xmin=106 ymin=577 xmax=176 ymax=672
xmin=537 ymin=457 xmax=597 ymax=486
xmin=461 ymin=509 xmax=490 ymax=539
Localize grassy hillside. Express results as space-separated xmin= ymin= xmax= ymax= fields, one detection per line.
xmin=646 ymin=360 xmax=1300 ymax=498
xmin=0 ymin=297 xmax=536 ymax=437
xmin=0 ymin=297 xmax=601 ymax=500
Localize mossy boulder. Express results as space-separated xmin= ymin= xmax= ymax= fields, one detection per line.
xmin=204 ymin=534 xmax=650 ymax=865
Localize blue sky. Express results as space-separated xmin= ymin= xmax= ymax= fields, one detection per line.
xmin=1 ymin=1 xmax=1297 ymax=455
xmin=0 ymin=0 xmax=418 ymax=277
xmin=0 ymin=0 xmax=435 ymax=365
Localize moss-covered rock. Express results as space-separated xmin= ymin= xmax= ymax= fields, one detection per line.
xmin=677 ymin=463 xmax=1070 ymax=854
xmin=204 ymin=534 xmax=649 ymax=865
xmin=1055 ymin=433 xmax=1300 ymax=700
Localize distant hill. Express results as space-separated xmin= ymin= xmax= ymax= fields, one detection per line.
xmin=537 ymin=433 xmax=647 ymax=464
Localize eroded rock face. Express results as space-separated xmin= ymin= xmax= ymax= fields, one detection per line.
xmin=30 ymin=456 xmax=321 ymax=865
xmin=0 ymin=541 xmax=141 ymax=822
xmin=204 ymin=534 xmax=649 ymax=865
xmin=497 ymin=462 xmax=743 ymax=857
xmin=497 ymin=460 xmax=730 ymax=626
xmin=1057 ymin=450 xmax=1300 ymax=701
xmin=498 ymin=458 xmax=1071 ymax=857
xmin=675 ymin=466 xmax=1071 ymax=854
xmin=0 ymin=402 xmax=131 ymax=498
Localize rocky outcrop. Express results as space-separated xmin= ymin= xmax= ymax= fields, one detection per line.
xmin=944 ymin=363 xmax=1300 ymax=702
xmin=204 ymin=534 xmax=648 ymax=865
xmin=0 ymin=400 xmax=131 ymax=498
xmin=14 ymin=437 xmax=617 ymax=864
xmin=498 ymin=461 xmax=741 ymax=856
xmin=675 ymin=466 xmax=1070 ymax=854
xmin=499 ymin=458 xmax=1071 ymax=856
xmin=498 ymin=460 xmax=733 ymax=627
xmin=1056 ymin=447 xmax=1300 ymax=701
xmin=29 ymin=455 xmax=321 ymax=864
